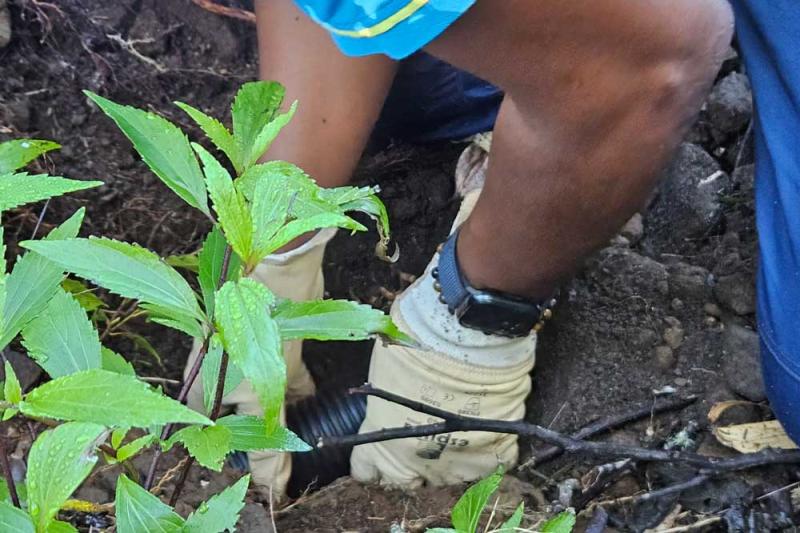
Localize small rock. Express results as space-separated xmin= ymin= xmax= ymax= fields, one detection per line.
xmin=705 ymin=316 xmax=719 ymax=327
xmin=671 ymin=298 xmax=684 ymax=311
xmin=668 ymin=262 xmax=713 ymax=301
xmin=714 ymin=272 xmax=756 ymax=315
xmin=0 ymin=0 xmax=10 ymax=49
xmin=610 ymin=234 xmax=630 ymax=247
xmin=732 ymin=164 xmax=755 ymax=197
xmin=655 ymin=345 xmax=675 ymax=370
xmin=664 ymin=316 xmax=682 ymax=328
xmin=646 ymin=143 xmax=731 ymax=247
xmin=722 ymin=324 xmax=765 ymax=401
xmin=708 ymin=72 xmax=753 ymax=139
xmin=238 ymin=503 xmax=275 ymax=533
xmin=675 ymin=377 xmax=689 ymax=387
xmin=664 ymin=326 xmax=685 ymax=350
xmin=620 ymin=213 xmax=644 ymax=244
xmin=704 ymin=302 xmax=722 ymax=317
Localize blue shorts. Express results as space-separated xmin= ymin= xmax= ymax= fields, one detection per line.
xmin=292 ymin=0 xmax=475 ymax=59
xmin=730 ymin=1 xmax=800 ymax=443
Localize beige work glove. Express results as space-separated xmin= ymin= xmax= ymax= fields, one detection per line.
xmin=350 ymin=189 xmax=538 ymax=487
xmin=185 ymin=228 xmax=336 ymax=497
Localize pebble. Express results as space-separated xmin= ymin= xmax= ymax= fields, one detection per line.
xmin=671 ymin=298 xmax=684 ymax=311
xmin=675 ymin=377 xmax=689 ymax=387
xmin=714 ymin=272 xmax=756 ymax=315
xmin=663 ymin=326 xmax=685 ymax=349
xmin=707 ymin=71 xmax=753 ymax=139
xmin=722 ymin=324 xmax=765 ymax=401
xmin=655 ymin=345 xmax=675 ymax=370
xmin=620 ymin=213 xmax=644 ymax=244
xmin=703 ymin=302 xmax=722 ymax=317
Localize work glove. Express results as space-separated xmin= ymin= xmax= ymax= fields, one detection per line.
xmin=350 ymin=187 xmax=538 ymax=487
xmin=185 ymin=228 xmax=336 ymax=497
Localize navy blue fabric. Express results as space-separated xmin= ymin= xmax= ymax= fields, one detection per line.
xmin=731 ymin=0 xmax=800 ymax=443
xmin=374 ymin=52 xmax=502 ymax=143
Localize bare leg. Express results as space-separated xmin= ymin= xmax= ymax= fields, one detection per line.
xmin=255 ymin=0 xmax=397 ymax=189
xmin=426 ymin=0 xmax=734 ymax=299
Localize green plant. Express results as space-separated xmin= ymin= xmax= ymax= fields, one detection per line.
xmin=0 ymin=81 xmax=408 ymax=532
xmin=426 ymin=466 xmax=576 ymax=533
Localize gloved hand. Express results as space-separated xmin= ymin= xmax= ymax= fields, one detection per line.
xmin=185 ymin=228 xmax=336 ymax=497
xmin=350 ymin=189 xmax=538 ymax=487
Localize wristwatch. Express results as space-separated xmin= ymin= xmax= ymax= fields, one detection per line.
xmin=432 ymin=230 xmax=556 ymax=337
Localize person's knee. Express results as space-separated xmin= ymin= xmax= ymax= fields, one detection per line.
xmin=644 ymin=0 xmax=734 ymax=123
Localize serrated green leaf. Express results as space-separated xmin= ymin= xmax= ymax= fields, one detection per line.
xmin=115 ymin=475 xmax=184 ymax=533
xmin=183 ymin=475 xmax=250 ymax=533
xmin=451 ymin=466 xmax=504 ymax=533
xmin=101 ymin=348 xmax=136 ymax=376
xmin=244 ymin=101 xmax=297 ymax=170
xmin=3 ymin=361 xmax=21 ymax=404
xmin=61 ymin=278 xmax=105 ymax=312
xmin=235 ymin=161 xmax=316 ymax=201
xmin=497 ymin=503 xmax=524 ymax=532
xmin=20 ymin=237 xmax=204 ymax=331
xmin=0 ymin=172 xmax=102 ymax=213
xmin=232 ymin=81 xmax=285 ymax=171
xmin=0 ymin=501 xmax=34 ymax=533
xmin=267 ymin=212 xmax=363 ymax=257
xmin=274 ymin=299 xmax=413 ymax=344
xmin=215 ymin=279 xmax=284 ymax=429
xmin=85 ymin=92 xmax=209 ymax=215
xmin=194 ymin=144 xmax=253 ymax=263
xmin=21 ymin=288 xmax=102 ymax=378
xmin=165 ymin=425 xmax=231 ymax=471
xmin=201 ymin=335 xmax=243 ymax=415
xmin=198 ymin=227 xmax=241 ymax=319
xmin=0 ymin=139 xmax=60 ymax=174
xmin=539 ymin=510 xmax=576 ymax=533
xmin=217 ymin=415 xmax=311 ymax=452
xmin=116 ymin=434 xmax=158 ymax=462
xmin=20 ymin=369 xmax=211 ymax=427
xmin=27 ymin=422 xmax=105 ymax=532
xmin=174 ymin=101 xmax=241 ymax=174
xmin=140 ymin=302 xmax=205 ymax=339
xmin=0 ymin=209 xmax=85 ymax=351
xmin=249 ymin=175 xmax=293 ymax=261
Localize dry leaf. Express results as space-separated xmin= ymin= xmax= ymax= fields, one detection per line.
xmin=707 ymin=400 xmax=756 ymax=424
xmin=713 ymin=420 xmax=799 ymax=453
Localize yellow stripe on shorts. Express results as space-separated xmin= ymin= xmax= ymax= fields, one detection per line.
xmin=327 ymin=0 xmax=429 ymax=38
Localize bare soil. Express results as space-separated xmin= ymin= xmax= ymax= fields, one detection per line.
xmin=1 ymin=1 xmax=796 ymax=532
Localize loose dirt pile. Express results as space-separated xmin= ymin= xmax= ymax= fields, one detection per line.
xmin=2 ymin=1 xmax=794 ymax=531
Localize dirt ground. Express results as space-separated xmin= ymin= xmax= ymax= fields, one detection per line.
xmin=1 ymin=1 xmax=797 ymax=532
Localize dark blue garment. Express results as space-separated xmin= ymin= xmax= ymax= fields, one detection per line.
xmin=374 ymin=52 xmax=502 ymax=143
xmin=730 ymin=1 xmax=800 ymax=442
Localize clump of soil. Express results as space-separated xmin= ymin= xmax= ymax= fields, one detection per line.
xmin=1 ymin=1 xmax=796 ymax=532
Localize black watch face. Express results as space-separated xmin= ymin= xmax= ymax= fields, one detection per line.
xmin=456 ymin=292 xmax=540 ymax=337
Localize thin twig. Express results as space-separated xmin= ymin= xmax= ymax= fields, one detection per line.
xmin=524 ymin=394 xmax=698 ymax=468
xmin=151 ymin=456 xmax=190 ymax=496
xmin=634 ymin=474 xmax=710 ymax=503
xmin=190 ymin=0 xmax=255 ymax=23
xmin=30 ymin=198 xmax=50 ymax=239
xmin=321 ymin=385 xmax=800 ymax=474
xmin=168 ymin=457 xmax=194 ymax=506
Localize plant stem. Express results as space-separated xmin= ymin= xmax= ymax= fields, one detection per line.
xmin=168 ymin=347 xmax=230 ymax=503
xmin=0 ymin=436 xmax=20 ymax=508
xmin=145 ymin=245 xmax=233 ymax=492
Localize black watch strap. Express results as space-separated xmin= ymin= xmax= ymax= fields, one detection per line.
xmin=432 ymin=230 xmax=556 ymax=337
